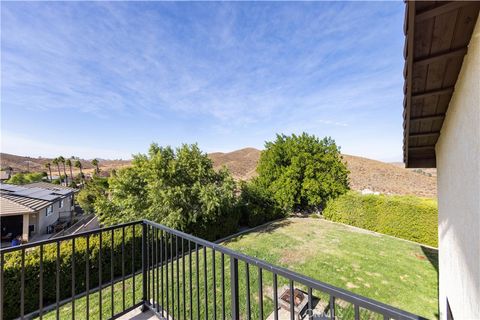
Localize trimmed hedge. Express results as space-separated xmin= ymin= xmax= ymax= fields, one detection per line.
xmin=322 ymin=192 xmax=438 ymax=247
xmin=3 ymin=226 xmax=143 ymax=320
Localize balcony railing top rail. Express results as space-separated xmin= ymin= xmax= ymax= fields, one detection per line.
xmin=0 ymin=219 xmax=426 ymax=320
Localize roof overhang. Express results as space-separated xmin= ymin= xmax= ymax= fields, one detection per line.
xmin=402 ymin=1 xmax=480 ymax=168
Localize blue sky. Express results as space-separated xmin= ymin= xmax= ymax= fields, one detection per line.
xmin=1 ymin=1 xmax=405 ymax=162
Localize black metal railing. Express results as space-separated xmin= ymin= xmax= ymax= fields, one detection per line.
xmin=0 ymin=220 xmax=425 ymax=320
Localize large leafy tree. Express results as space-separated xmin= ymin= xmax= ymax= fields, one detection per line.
xmin=256 ymin=133 xmax=349 ymax=211
xmin=76 ymin=176 xmax=109 ymax=213
xmin=94 ymin=143 xmax=239 ymax=241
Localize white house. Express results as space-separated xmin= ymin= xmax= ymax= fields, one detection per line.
xmin=403 ymin=2 xmax=480 ymax=318
xmin=0 ymin=182 xmax=78 ymax=246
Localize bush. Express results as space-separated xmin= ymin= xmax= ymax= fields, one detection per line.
xmin=322 ymin=192 xmax=438 ymax=247
xmin=3 ymin=225 xmax=143 ymax=319
xmin=94 ymin=143 xmax=240 ymax=241
xmin=6 ymin=172 xmax=47 ymax=185
xmin=256 ymin=133 xmax=349 ymax=212
xmin=238 ymin=181 xmax=286 ymax=227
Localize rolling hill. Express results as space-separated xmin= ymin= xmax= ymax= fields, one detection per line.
xmin=209 ymin=149 xmax=437 ymax=198
xmin=1 ymin=149 xmax=437 ymax=198
xmin=0 ymin=153 xmax=130 ymax=177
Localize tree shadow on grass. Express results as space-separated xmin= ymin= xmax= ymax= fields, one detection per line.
xmin=222 ymin=219 xmax=293 ymax=245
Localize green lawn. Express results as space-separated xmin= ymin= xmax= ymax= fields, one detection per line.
xmin=225 ymin=218 xmax=438 ymax=319
xmin=39 ymin=218 xmax=438 ymax=319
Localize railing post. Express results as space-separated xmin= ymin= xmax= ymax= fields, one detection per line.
xmin=141 ymin=222 xmax=148 ymax=312
xmin=230 ymin=257 xmax=239 ymax=320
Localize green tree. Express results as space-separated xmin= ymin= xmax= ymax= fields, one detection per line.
xmin=66 ymin=158 xmax=74 ymax=185
xmin=52 ymin=158 xmax=62 ymax=182
xmin=6 ymin=173 xmax=27 ymax=185
xmin=76 ymin=176 xmax=109 ymax=213
xmin=44 ymin=162 xmax=52 ymax=181
xmin=91 ymin=158 xmax=99 ymax=174
xmin=7 ymin=172 xmax=46 ymax=185
xmin=74 ymin=159 xmax=84 ymax=183
xmin=256 ymin=133 xmax=349 ymax=211
xmin=58 ymin=156 xmax=67 ymax=185
xmin=94 ymin=143 xmax=239 ymax=241
xmin=238 ymin=180 xmax=285 ymax=227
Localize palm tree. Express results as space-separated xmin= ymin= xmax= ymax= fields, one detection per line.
xmin=58 ymin=156 xmax=67 ymax=185
xmin=66 ymin=159 xmax=73 ymax=185
xmin=52 ymin=158 xmax=61 ymax=183
xmin=92 ymin=158 xmax=99 ymax=175
xmin=74 ymin=160 xmax=84 ymax=184
xmin=44 ymin=162 xmax=52 ymax=182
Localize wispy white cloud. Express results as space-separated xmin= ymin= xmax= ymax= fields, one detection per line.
xmin=1 ymin=1 xmax=405 ymax=161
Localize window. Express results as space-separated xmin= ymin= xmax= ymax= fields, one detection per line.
xmin=46 ymin=205 xmax=53 ymax=216
xmin=59 ymin=199 xmax=64 ymax=208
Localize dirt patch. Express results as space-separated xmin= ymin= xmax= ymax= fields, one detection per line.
xmin=414 ymin=252 xmax=427 ymax=260
xmin=279 ymin=248 xmax=315 ymax=265
xmin=346 ymin=282 xmax=359 ymax=289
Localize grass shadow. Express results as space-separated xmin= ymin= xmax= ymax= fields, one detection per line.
xmin=223 ymin=219 xmax=293 ymax=245
xmin=421 ymin=245 xmax=439 ymax=275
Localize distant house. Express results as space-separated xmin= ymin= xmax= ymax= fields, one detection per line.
xmin=402 ymin=2 xmax=479 ymax=318
xmin=0 ymin=182 xmax=78 ymax=246
xmin=0 ymin=170 xmax=11 ymax=182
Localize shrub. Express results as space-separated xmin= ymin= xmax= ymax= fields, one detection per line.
xmin=322 ymin=192 xmax=438 ymax=247
xmin=238 ymin=180 xmax=286 ymax=227
xmin=2 ymin=225 xmax=143 ymax=319
xmin=6 ymin=172 xmax=47 ymax=185
xmin=256 ymin=133 xmax=349 ymax=212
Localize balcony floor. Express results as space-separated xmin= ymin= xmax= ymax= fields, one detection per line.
xmin=118 ymin=307 xmax=158 ymax=320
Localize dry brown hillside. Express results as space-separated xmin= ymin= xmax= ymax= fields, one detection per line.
xmin=209 ymin=149 xmax=437 ymax=198
xmin=209 ymin=148 xmax=261 ymax=180
xmin=0 ymin=153 xmax=130 ymax=176
xmin=342 ymin=154 xmax=436 ymax=198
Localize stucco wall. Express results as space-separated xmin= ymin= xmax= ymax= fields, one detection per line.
xmin=36 ymin=198 xmax=74 ymax=235
xmin=37 ymin=206 xmax=59 ymax=235
xmin=436 ymin=17 xmax=480 ymax=320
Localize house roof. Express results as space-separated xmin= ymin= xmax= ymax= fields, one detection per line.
xmin=0 ymin=194 xmax=50 ymax=216
xmin=0 ymin=171 xmax=11 ymax=180
xmin=22 ymin=182 xmax=78 ymax=193
xmin=0 ymin=182 xmax=77 ymax=216
xmin=402 ymin=1 xmax=480 ymax=168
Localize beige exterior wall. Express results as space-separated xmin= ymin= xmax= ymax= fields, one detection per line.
xmin=436 ymin=18 xmax=480 ymax=320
